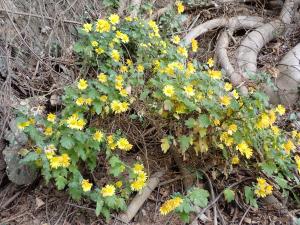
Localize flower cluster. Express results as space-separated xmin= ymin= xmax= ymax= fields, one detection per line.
xmin=130 ymin=164 xmax=148 ymax=191
xmin=254 ymin=178 xmax=273 ymax=198
xmin=159 ymin=197 xmax=183 ymax=215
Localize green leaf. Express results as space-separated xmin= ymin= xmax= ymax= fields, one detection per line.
xmin=74 ymin=131 xmax=87 ymax=143
xmin=224 ymin=188 xmax=235 ymax=203
xmin=93 ymin=101 xmax=103 ymax=115
xmin=188 ymin=188 xmax=209 ymax=208
xmin=101 ymin=207 xmax=111 ymax=221
xmin=20 ymin=152 xmax=39 ymax=164
xmin=96 ymin=199 xmax=104 ymax=216
xmin=69 ymin=186 xmax=82 ymax=201
xmin=244 ymin=186 xmax=258 ymax=208
xmin=105 ymin=196 xmax=116 ymax=208
xmin=60 ymin=135 xmax=75 ymax=149
xmin=109 ymin=156 xmax=124 ymax=177
xmin=178 ymin=135 xmax=193 ymax=152
xmin=261 ymin=162 xmax=277 ymax=176
xmin=185 ymin=118 xmax=196 ymax=129
xmin=275 ymin=176 xmax=288 ymax=189
xmin=179 ymin=212 xmax=190 ymax=223
xmin=55 ymin=176 xmax=67 ymax=190
xmin=198 ymin=114 xmax=211 ymax=128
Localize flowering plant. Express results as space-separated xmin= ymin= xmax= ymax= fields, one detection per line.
xmin=16 ymin=10 xmax=300 ymax=222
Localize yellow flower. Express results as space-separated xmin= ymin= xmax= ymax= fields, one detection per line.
xmin=177 ymin=46 xmax=188 ymax=57
xmin=59 ymin=154 xmax=70 ymax=168
xmin=109 ymin=14 xmax=120 ymax=25
xmin=78 ymin=79 xmax=88 ymax=90
xmin=95 ymin=47 xmax=104 ymax=55
xmin=283 ymin=139 xmax=295 ymax=154
xmin=269 ymin=110 xmax=276 ymax=124
xmin=236 ymin=141 xmax=253 ymax=159
xmin=148 ymin=20 xmax=159 ymax=35
xmin=184 ymin=85 xmax=195 ymax=97
xmin=232 ymin=90 xmax=239 ymax=99
xmin=66 ymin=114 xmax=86 ymax=130
xmin=17 ymin=121 xmax=30 ymax=130
xmin=101 ymin=184 xmax=116 ymax=197
xmin=275 ymin=104 xmax=285 ymax=115
xmin=111 ymin=49 xmax=120 ymax=62
xmin=81 ymin=179 xmax=92 ymax=192
xmin=115 ymin=181 xmax=123 ymax=188
xmin=96 ymin=19 xmax=111 ymax=33
xmin=126 ymin=59 xmax=133 ymax=66
xmin=256 ymin=113 xmax=270 ymax=129
xmin=171 ymin=35 xmax=181 ymax=44
xmin=224 ymin=82 xmax=233 ymax=91
xmin=130 ymin=179 xmax=146 ymax=191
xmin=85 ymin=98 xmax=92 ymax=105
xmin=254 ymin=178 xmax=273 ymax=198
xmin=76 ymin=97 xmax=85 ymax=106
xmin=163 ymin=85 xmax=175 ymax=97
xmin=271 ymin=126 xmax=280 ymax=136
xmin=295 ymin=155 xmax=300 ymax=174
xmin=50 ymin=156 xmax=61 ymax=169
xmin=176 ymin=1 xmax=185 ymax=14
xmin=97 ymin=73 xmax=107 ymax=83
xmin=119 ymin=89 xmax=128 ymax=97
xmin=47 ymin=113 xmax=56 ymax=123
xmin=228 ymin=124 xmax=237 ymax=135
xmin=93 ymin=130 xmax=104 ymax=142
xmin=220 ymin=96 xmax=231 ymax=107
xmin=160 ymin=197 xmax=183 ymax=215
xmin=116 ymin=31 xmax=129 ymax=43
xmin=83 ymin=23 xmax=92 ymax=32
xmin=191 ymin=39 xmax=198 ymax=52
xmin=137 ymin=171 xmax=148 ymax=182
xmin=291 ymin=130 xmax=298 ymax=138
xmin=44 ymin=127 xmax=53 ymax=136
xmin=231 ymin=156 xmax=240 ymax=165
xmin=213 ymin=119 xmax=220 ymax=126
xmin=125 ymin=16 xmax=133 ymax=22
xmin=133 ymin=163 xmax=144 ymax=174
xmin=107 ymin=135 xmax=117 ymax=150
xmin=207 ymin=58 xmax=214 ymax=67
xmin=100 ymin=95 xmax=108 ymax=102
xmin=208 ymin=69 xmax=222 ymax=79
xmin=136 ymin=64 xmax=144 ymax=73
xmin=119 ymin=65 xmax=128 ymax=73
xmin=220 ymin=132 xmax=234 ymax=147
xmin=110 ymin=100 xmax=129 ymax=113
xmin=117 ymin=138 xmax=133 ymax=151
xmin=186 ymin=62 xmax=195 ymax=77
xmin=91 ymin=41 xmax=98 ymax=47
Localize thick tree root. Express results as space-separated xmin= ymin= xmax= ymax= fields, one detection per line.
xmin=130 ymin=0 xmax=141 ymax=18
xmin=263 ymin=43 xmax=300 ymax=105
xmin=215 ymin=16 xmax=264 ymax=94
xmin=235 ymin=0 xmax=299 ymax=97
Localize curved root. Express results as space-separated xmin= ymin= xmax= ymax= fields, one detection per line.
xmin=235 ymin=0 xmax=299 ymax=92
xmin=263 ymin=43 xmax=300 ymax=105
xmin=130 ymin=0 xmax=142 ymax=18
xmin=215 ymin=16 xmax=264 ymax=91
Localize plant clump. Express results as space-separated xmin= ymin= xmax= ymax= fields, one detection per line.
xmin=16 ymin=12 xmax=300 ymax=222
